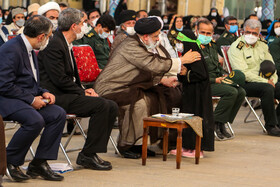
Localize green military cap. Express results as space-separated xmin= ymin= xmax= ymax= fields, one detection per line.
xmin=259 ymin=60 xmax=275 ymax=79
xmin=222 ymin=70 xmax=246 ymax=87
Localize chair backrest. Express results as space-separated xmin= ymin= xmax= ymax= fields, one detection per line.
xmin=221 ymin=45 xmax=232 ymax=73
xmin=72 ymin=45 xmax=101 ymax=82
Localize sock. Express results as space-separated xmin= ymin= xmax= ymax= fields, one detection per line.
xmin=31 ymin=158 xmax=46 ymax=165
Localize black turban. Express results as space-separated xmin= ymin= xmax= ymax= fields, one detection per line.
xmin=134 ymin=17 xmax=161 ymax=35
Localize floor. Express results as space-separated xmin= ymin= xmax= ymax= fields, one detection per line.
xmin=2 ymin=106 xmax=280 ymax=187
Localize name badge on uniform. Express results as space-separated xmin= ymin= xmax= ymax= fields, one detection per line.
xmin=246 ymin=56 xmax=252 ymax=59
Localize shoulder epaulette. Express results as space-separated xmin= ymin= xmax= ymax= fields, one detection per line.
xmin=223 ymin=33 xmax=228 ymax=37
xmin=237 ymin=41 xmax=245 ymax=50
xmin=170 ymin=30 xmax=176 ymax=36
xmin=260 ymin=37 xmax=267 ymax=44
xmin=87 ymin=32 xmax=94 ymax=38
xmin=211 ymin=39 xmax=216 ymax=43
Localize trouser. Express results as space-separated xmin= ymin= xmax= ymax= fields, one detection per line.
xmin=0 ymin=116 xmax=6 ymax=175
xmin=242 ymin=82 xmax=280 ymax=127
xmin=211 ymin=83 xmax=246 ymax=123
xmin=67 ymin=96 xmax=118 ymax=155
xmin=6 ymin=105 xmax=66 ymax=166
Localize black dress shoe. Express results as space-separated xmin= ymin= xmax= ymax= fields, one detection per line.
xmin=129 ymin=145 xmax=156 ymax=157
xmin=94 ymin=154 xmax=112 ymax=166
xmin=76 ymin=152 xmax=112 ymax=170
xmin=6 ymin=164 xmax=30 ymax=182
xmin=26 ymin=161 xmax=64 ymax=181
xmin=215 ymin=122 xmax=224 ymax=140
xmin=120 ymin=150 xmax=141 ymax=159
xmin=219 ymin=123 xmax=232 ymax=139
xmin=266 ymin=126 xmax=280 ymax=137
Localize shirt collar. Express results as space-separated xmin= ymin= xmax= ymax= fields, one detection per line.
xmin=21 ymin=34 xmax=33 ymax=53
xmin=63 ymin=33 xmax=73 ymax=50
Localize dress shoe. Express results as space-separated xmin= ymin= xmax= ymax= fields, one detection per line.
xmin=94 ymin=154 xmax=111 ymax=166
xmin=6 ymin=164 xmax=30 ymax=182
xmin=219 ymin=123 xmax=232 ymax=139
xmin=120 ymin=150 xmax=141 ymax=159
xmin=76 ymin=152 xmax=112 ymax=170
xmin=215 ymin=122 xmax=224 ymax=140
xmin=26 ymin=161 xmax=64 ymax=181
xmin=266 ymin=126 xmax=280 ymax=137
xmin=129 ymin=145 xmax=156 ymax=157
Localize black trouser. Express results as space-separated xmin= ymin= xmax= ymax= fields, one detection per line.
xmin=242 ymin=82 xmax=280 ymax=127
xmin=67 ymin=96 xmax=118 ymax=155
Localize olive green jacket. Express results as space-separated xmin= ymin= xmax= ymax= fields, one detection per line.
xmin=216 ymin=30 xmax=238 ymax=56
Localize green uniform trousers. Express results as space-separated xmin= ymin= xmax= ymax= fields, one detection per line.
xmin=211 ymin=83 xmax=246 ymax=123
xmin=243 ymin=82 xmax=280 ymax=127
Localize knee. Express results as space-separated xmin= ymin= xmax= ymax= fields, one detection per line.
xmin=238 ymin=88 xmax=246 ymax=98
xmin=262 ymin=84 xmax=275 ymax=97
xmin=27 ymin=116 xmax=45 ymax=132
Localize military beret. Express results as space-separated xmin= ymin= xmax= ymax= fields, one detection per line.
xmin=259 ymin=60 xmax=275 ymax=79
xmin=134 ymin=17 xmax=161 ymax=35
xmin=222 ymin=70 xmax=246 ymax=87
xmin=119 ymin=10 xmax=136 ymax=25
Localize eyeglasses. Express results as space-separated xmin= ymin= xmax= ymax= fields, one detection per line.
xmin=244 ymin=31 xmax=259 ymax=37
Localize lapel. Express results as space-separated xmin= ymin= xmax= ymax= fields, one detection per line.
xmin=18 ymin=36 xmax=37 ymax=82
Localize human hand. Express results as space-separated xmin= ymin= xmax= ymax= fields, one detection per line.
xmin=268 ymin=79 xmax=275 ymax=88
xmin=42 ymin=92 xmax=55 ymax=104
xmin=180 ymin=65 xmax=187 ymax=75
xmin=85 ymin=88 xmax=99 ymax=97
xmin=160 ymin=77 xmax=178 ymax=88
xmin=180 ymin=49 xmax=201 ymax=64
xmin=216 ymin=77 xmax=225 ymax=84
xmin=31 ymin=96 xmax=46 ymax=110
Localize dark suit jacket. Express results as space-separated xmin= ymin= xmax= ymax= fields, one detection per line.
xmin=38 ymin=30 xmax=84 ymax=111
xmin=0 ymin=116 xmax=6 ymax=175
xmin=0 ymin=35 xmax=48 ymax=118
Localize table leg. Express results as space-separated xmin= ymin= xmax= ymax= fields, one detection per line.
xmin=176 ymin=128 xmax=182 ymax=169
xmin=163 ymin=128 xmax=168 ymax=161
xmin=195 ymin=134 xmax=201 ymax=164
xmin=142 ymin=124 xmax=148 ymax=166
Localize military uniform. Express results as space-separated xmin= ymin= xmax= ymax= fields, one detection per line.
xmin=216 ymin=30 xmax=238 ymax=56
xmin=269 ymin=38 xmax=280 ymax=78
xmin=201 ymin=41 xmax=245 ymax=124
xmin=229 ymin=36 xmax=280 ymax=127
xmin=73 ymin=29 xmax=110 ymax=69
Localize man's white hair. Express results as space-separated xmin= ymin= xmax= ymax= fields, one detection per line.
xmin=243 ymin=19 xmax=262 ymax=33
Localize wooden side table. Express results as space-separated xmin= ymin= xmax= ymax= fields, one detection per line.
xmin=142 ymin=117 xmax=201 ymax=169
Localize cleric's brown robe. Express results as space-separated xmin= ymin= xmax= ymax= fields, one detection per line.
xmin=0 ymin=115 xmax=6 ymax=176
xmin=94 ymin=34 xmax=181 ymax=147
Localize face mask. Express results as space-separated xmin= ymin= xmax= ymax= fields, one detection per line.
xmin=176 ymin=42 xmax=184 ymax=53
xmin=75 ymin=24 xmax=86 ymax=40
xmin=83 ymin=22 xmax=92 ymax=34
xmin=98 ymin=29 xmax=110 ymax=39
xmin=37 ymin=36 xmax=49 ymax=51
xmin=229 ymin=25 xmax=238 ymax=34
xmin=163 ymin=19 xmax=168 ymax=24
xmin=177 ymin=26 xmax=183 ymax=31
xmin=274 ymin=27 xmax=280 ymax=36
xmin=212 ymin=22 xmax=217 ymax=28
xmin=4 ymin=15 xmax=8 ymax=20
xmin=92 ymin=18 xmax=99 ymax=27
xmin=16 ymin=19 xmax=25 ymax=27
xmin=145 ymin=37 xmax=159 ymax=50
xmin=23 ymin=12 xmax=27 ymax=17
xmin=126 ymin=27 xmax=135 ymax=35
xmin=244 ymin=34 xmax=258 ymax=45
xmin=197 ymin=34 xmax=212 ymax=45
xmin=0 ymin=18 xmax=2 ymax=24
xmin=50 ymin=20 xmax=58 ymax=31
xmin=211 ymin=12 xmax=217 ymax=17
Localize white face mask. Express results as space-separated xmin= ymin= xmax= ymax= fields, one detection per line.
xmin=126 ymin=27 xmax=135 ymax=35
xmin=145 ymin=37 xmax=159 ymax=50
xmin=92 ymin=18 xmax=99 ymax=27
xmin=4 ymin=15 xmax=8 ymax=19
xmin=275 ymin=27 xmax=280 ymax=36
xmin=23 ymin=12 xmax=27 ymax=17
xmin=75 ymin=24 xmax=86 ymax=40
xmin=163 ymin=19 xmax=168 ymax=24
xmin=16 ymin=19 xmax=25 ymax=27
xmin=50 ymin=20 xmax=58 ymax=31
xmin=244 ymin=34 xmax=258 ymax=45
xmin=211 ymin=12 xmax=217 ymax=17
xmin=83 ymin=22 xmax=92 ymax=34
xmin=37 ymin=36 xmax=49 ymax=51
xmin=176 ymin=42 xmax=184 ymax=53
xmin=98 ymin=30 xmax=110 ymax=39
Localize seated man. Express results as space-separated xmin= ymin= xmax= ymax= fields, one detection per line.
xmin=269 ymin=38 xmax=280 ymax=78
xmin=74 ymin=14 xmax=116 ymax=69
xmin=111 ymin=10 xmax=137 ymax=52
xmin=196 ymin=19 xmax=246 ymax=140
xmin=0 ymin=116 xmax=6 ymax=186
xmin=0 ymin=15 xmax=66 ymax=182
xmin=38 ymin=2 xmax=61 ymax=32
xmin=94 ymin=17 xmax=201 ymax=158
xmin=229 ymin=19 xmax=280 ymax=137
xmin=87 ymin=9 xmax=101 ymax=28
xmin=4 ymin=7 xmax=25 ymax=35
xmin=216 ymin=16 xmax=239 ymax=57
xmin=38 ymin=8 xmax=118 ymax=170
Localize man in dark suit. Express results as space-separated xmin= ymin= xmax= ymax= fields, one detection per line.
xmin=0 ymin=15 xmax=66 ymax=182
xmin=38 ymin=8 xmax=118 ymax=171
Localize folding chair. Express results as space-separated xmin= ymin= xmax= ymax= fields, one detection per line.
xmin=221 ymin=45 xmax=267 ymax=133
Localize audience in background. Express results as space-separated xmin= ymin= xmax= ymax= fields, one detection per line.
xmin=4 ymin=7 xmax=25 ymax=35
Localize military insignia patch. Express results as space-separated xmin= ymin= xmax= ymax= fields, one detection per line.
xmin=223 ymin=33 xmax=228 ymax=37
xmin=229 ymin=71 xmax=235 ymax=78
xmin=87 ymin=33 xmax=94 ymax=37
xmin=237 ymin=41 xmax=245 ymax=50
xmin=171 ymin=30 xmax=176 ymax=35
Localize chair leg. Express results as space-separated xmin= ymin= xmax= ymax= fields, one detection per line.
xmin=109 ymin=136 xmax=121 ymax=157
xmin=74 ymin=118 xmax=87 ymax=140
xmin=244 ymin=99 xmax=259 ymax=123
xmin=29 ymin=146 xmax=35 ymax=158
xmin=59 ymin=143 xmax=73 ymax=167
xmin=245 ymin=97 xmax=267 ymax=133
xmin=226 ymin=122 xmax=235 ymax=137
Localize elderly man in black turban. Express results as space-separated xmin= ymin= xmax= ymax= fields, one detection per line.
xmin=94 ymin=17 xmax=201 ymax=159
